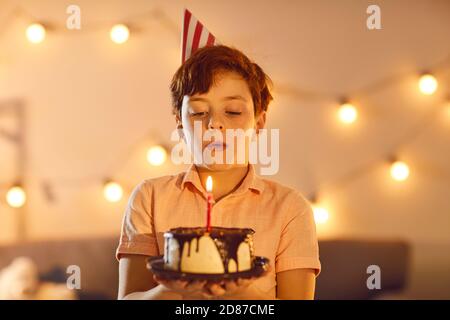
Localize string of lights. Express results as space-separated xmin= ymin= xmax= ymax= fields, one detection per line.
xmin=0 ymin=4 xmax=449 ymax=229
xmin=0 ymin=5 xmax=178 ymax=44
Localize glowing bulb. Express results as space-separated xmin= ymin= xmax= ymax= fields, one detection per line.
xmin=338 ymin=103 xmax=358 ymax=124
xmin=110 ymin=24 xmax=129 ymax=44
xmin=313 ymin=206 xmax=329 ymax=224
xmin=103 ymin=181 xmax=123 ymax=202
xmin=206 ymin=176 xmax=213 ymax=192
xmin=147 ymin=145 xmax=167 ymax=166
xmin=419 ymin=74 xmax=438 ymax=95
xmin=6 ymin=186 xmax=26 ymax=208
xmin=26 ymin=23 xmax=46 ymax=44
xmin=390 ymin=161 xmax=410 ymax=181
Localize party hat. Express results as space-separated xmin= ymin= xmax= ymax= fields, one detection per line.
xmin=181 ymin=9 xmax=220 ymax=63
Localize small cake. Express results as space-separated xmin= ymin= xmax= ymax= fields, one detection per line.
xmin=163 ymin=227 xmax=255 ymax=274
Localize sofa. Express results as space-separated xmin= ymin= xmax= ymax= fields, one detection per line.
xmin=0 ymin=236 xmax=410 ymax=299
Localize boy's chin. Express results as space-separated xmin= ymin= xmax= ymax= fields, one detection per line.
xmin=199 ymin=162 xmax=247 ymax=171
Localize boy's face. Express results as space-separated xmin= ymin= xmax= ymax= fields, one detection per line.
xmin=177 ymin=71 xmax=266 ymax=171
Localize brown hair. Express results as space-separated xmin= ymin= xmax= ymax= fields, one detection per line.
xmin=170 ymin=45 xmax=273 ymax=117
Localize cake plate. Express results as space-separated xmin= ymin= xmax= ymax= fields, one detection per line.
xmin=147 ymin=256 xmax=270 ymax=282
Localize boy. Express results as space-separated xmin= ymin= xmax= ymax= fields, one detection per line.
xmin=117 ymin=45 xmax=320 ymax=299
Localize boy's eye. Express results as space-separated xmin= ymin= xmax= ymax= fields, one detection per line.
xmin=226 ymin=111 xmax=242 ymax=115
xmin=190 ymin=111 xmax=208 ymax=116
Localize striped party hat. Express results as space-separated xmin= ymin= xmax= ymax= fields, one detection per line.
xmin=181 ymin=9 xmax=220 ymax=63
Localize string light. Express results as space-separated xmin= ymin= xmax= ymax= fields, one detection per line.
xmin=147 ymin=145 xmax=167 ymax=166
xmin=390 ymin=160 xmax=410 ymax=181
xmin=313 ymin=205 xmax=329 ymax=224
xmin=310 ymin=195 xmax=329 ymax=224
xmin=418 ymin=74 xmax=438 ymax=95
xmin=6 ymin=185 xmax=26 ymax=208
xmin=110 ymin=24 xmax=130 ymax=44
xmin=338 ymin=102 xmax=358 ymax=124
xmin=26 ymin=23 xmax=46 ymax=44
xmin=103 ymin=180 xmax=123 ymax=202
xmin=0 ymin=6 xmax=447 ymax=216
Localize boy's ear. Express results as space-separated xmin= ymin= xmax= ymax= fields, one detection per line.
xmin=255 ymin=111 xmax=266 ymax=134
xmin=174 ymin=112 xmax=185 ymax=141
xmin=175 ymin=112 xmax=183 ymax=129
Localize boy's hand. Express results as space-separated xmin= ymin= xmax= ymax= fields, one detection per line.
xmin=153 ymin=275 xmax=207 ymax=296
xmin=201 ymin=264 xmax=272 ymax=299
xmin=201 ymin=278 xmax=254 ymax=298
xmin=153 ymin=275 xmax=254 ymax=299
xmin=153 ymin=264 xmax=271 ymax=299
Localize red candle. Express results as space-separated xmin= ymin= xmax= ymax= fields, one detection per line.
xmin=206 ymin=176 xmax=214 ymax=232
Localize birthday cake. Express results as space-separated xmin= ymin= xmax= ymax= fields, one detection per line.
xmin=163 ymin=227 xmax=255 ymax=274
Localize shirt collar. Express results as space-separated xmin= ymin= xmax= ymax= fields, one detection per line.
xmin=179 ymin=164 xmax=264 ymax=195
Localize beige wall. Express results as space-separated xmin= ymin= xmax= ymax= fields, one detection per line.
xmin=0 ymin=0 xmax=449 ymax=298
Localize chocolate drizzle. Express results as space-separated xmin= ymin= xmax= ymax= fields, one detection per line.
xmin=164 ymin=226 xmax=255 ymax=273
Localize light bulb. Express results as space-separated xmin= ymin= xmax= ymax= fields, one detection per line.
xmin=147 ymin=145 xmax=167 ymax=166
xmin=338 ymin=103 xmax=358 ymax=124
xmin=103 ymin=181 xmax=123 ymax=202
xmin=419 ymin=74 xmax=438 ymax=95
xmin=6 ymin=186 xmax=26 ymax=208
xmin=26 ymin=23 xmax=46 ymax=44
xmin=390 ymin=161 xmax=410 ymax=181
xmin=110 ymin=24 xmax=129 ymax=44
xmin=313 ymin=206 xmax=329 ymax=224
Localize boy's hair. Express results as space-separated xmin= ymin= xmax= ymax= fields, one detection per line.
xmin=170 ymin=45 xmax=273 ymax=117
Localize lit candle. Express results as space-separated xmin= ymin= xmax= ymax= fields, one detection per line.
xmin=206 ymin=176 xmax=214 ymax=232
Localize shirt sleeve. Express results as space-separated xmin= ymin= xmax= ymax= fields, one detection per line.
xmin=115 ymin=180 xmax=160 ymax=261
xmin=275 ymin=191 xmax=321 ymax=277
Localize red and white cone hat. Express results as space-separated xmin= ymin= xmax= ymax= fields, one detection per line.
xmin=181 ymin=9 xmax=220 ymax=63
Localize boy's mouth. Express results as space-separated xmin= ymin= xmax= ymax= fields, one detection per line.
xmin=206 ymin=141 xmax=228 ymax=151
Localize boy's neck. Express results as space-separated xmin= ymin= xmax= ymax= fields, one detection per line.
xmin=196 ymin=164 xmax=249 ymax=202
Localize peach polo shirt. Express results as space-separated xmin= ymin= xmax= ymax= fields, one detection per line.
xmin=116 ymin=164 xmax=321 ymax=298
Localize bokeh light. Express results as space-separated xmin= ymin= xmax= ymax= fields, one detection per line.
xmin=26 ymin=23 xmax=46 ymax=44
xmin=390 ymin=161 xmax=410 ymax=181
xmin=419 ymin=74 xmax=438 ymax=95
xmin=110 ymin=24 xmax=130 ymax=44
xmin=313 ymin=205 xmax=330 ymax=224
xmin=103 ymin=181 xmax=123 ymax=202
xmin=338 ymin=103 xmax=358 ymax=124
xmin=147 ymin=145 xmax=167 ymax=166
xmin=6 ymin=186 xmax=26 ymax=208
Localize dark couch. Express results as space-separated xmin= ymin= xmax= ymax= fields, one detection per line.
xmin=0 ymin=237 xmax=410 ymax=299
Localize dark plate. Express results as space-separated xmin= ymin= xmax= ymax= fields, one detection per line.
xmin=147 ymin=256 xmax=270 ymax=282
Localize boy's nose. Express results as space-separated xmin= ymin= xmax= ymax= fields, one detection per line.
xmin=208 ymin=118 xmax=224 ymax=130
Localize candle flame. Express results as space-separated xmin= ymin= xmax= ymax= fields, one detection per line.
xmin=206 ymin=176 xmax=213 ymax=192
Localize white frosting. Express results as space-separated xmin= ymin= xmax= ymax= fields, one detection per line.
xmin=180 ymin=235 xmax=225 ymax=274
xmin=237 ymin=242 xmax=252 ymax=271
